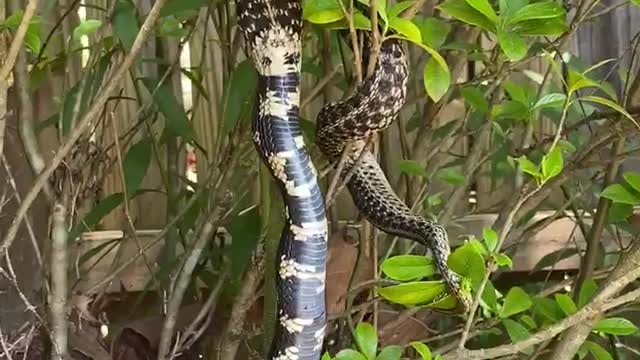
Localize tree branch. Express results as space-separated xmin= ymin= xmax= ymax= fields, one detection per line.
xmin=0 ymin=0 xmax=39 ymax=82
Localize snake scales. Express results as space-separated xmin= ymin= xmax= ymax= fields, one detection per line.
xmin=235 ymin=0 xmax=470 ymax=358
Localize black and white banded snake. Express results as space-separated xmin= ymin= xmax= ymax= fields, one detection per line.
xmin=235 ymin=0 xmax=471 ymax=358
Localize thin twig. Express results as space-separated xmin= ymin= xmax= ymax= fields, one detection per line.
xmin=0 ymin=0 xmax=40 ymax=82
xmin=49 ymin=202 xmax=69 ymax=360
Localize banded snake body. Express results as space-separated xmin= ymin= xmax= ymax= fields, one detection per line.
xmin=235 ymin=0 xmax=471 ymax=358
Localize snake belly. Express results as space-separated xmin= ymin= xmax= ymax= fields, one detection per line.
xmin=316 ymin=39 xmax=471 ymax=313
xmin=236 ymin=0 xmax=329 ymax=358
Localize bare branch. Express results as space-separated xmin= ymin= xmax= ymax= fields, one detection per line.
xmin=0 ymin=0 xmax=40 ymax=82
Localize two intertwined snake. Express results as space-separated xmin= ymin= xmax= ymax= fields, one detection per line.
xmin=235 ymin=0 xmax=470 ymax=358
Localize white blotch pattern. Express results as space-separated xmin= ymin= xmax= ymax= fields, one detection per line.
xmin=289 ymin=219 xmax=328 ymax=241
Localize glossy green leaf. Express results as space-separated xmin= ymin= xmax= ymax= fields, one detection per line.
xmin=507 ymin=2 xmax=565 ymax=24
xmin=410 ymin=342 xmax=431 ymax=360
xmin=515 ymin=156 xmax=541 ymax=179
xmin=534 ymin=297 xmax=564 ymax=322
xmin=69 ymin=193 xmax=125 ymax=241
xmin=502 ymin=319 xmax=533 ymax=354
xmin=398 ymin=160 xmax=426 ymax=177
xmin=388 ymin=1 xmax=415 ymax=19
xmin=533 ymin=248 xmax=579 ymax=271
xmin=322 ymin=352 xmax=334 ymax=360
xmin=426 ymin=292 xmax=460 ymax=311
xmin=607 ymin=202 xmax=633 ymax=223
xmin=72 ymin=19 xmax=102 ymax=42
xmin=122 ymin=140 xmax=152 ymax=197
xmin=593 ymin=318 xmax=639 ymax=336
xmin=142 ymin=78 xmax=196 ymax=142
xmin=303 ymin=0 xmax=343 ymax=23
xmin=461 ymin=86 xmax=489 ymax=113
xmin=377 ymin=346 xmax=402 ymax=360
xmin=623 ymin=172 xmax=640 ymax=193
xmin=380 ymin=255 xmax=436 ymax=281
xmin=112 ymin=0 xmax=138 ymax=51
xmin=578 ymin=279 xmax=598 ymax=308
xmin=378 ymin=281 xmax=446 ymax=306
xmin=514 ymin=18 xmax=568 ymax=36
xmin=336 ymin=350 xmax=367 ymax=360
xmin=554 ymin=293 xmax=577 ymax=316
xmin=482 ymin=227 xmax=497 ymax=252
xmin=423 ymin=56 xmax=451 ymax=102
xmin=356 ymin=323 xmax=377 ymax=360
xmin=499 ymin=287 xmax=532 ymax=318
xmin=499 ymin=0 xmax=527 ymax=18
xmin=498 ymin=29 xmax=527 ymax=61
xmin=533 ymin=93 xmax=566 ymax=110
xmin=437 ymin=0 xmax=495 ymax=31
xmin=465 ymin=0 xmax=498 ymax=23
xmin=541 ymin=146 xmax=563 ymax=181
xmin=583 ymin=341 xmax=613 ymax=360
xmin=421 ymin=17 xmax=451 ymax=49
xmin=520 ymin=314 xmax=537 ymax=330
xmin=600 ymin=184 xmax=640 ymax=205
xmin=308 ymin=9 xmax=344 ymax=23
xmin=448 ymin=243 xmax=485 ymax=289
xmin=481 ymin=280 xmax=499 ymax=310
xmin=494 ymin=253 xmax=512 ymax=268
xmin=390 ymin=17 xmax=422 ymax=44
xmin=222 ymin=60 xmax=258 ymax=136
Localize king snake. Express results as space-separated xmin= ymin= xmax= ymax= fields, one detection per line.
xmin=235 ymin=0 xmax=471 ymax=358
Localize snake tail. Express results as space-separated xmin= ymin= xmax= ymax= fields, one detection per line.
xmin=236 ymin=0 xmax=329 ymax=358
xmin=316 ymin=39 xmax=471 ymax=313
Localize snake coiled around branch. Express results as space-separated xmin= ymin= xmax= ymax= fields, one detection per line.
xmin=236 ymin=0 xmax=470 ymax=358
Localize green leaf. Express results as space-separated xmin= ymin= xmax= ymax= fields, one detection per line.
xmin=533 ymin=93 xmax=566 ymax=110
xmin=600 ymin=184 xmax=640 ymax=205
xmin=122 ymin=140 xmax=152 ymax=197
xmin=222 ymin=60 xmax=258 ymax=136
xmin=160 ymin=0 xmax=208 ymax=17
xmin=554 ymin=293 xmax=577 ymax=316
xmin=534 ymin=297 xmax=564 ymax=322
xmin=633 ymin=0 xmax=640 ymax=6
xmin=322 ymin=353 xmax=334 ymax=360
xmin=533 ymin=248 xmax=579 ymax=271
xmin=623 ymin=172 xmax=640 ymax=193
xmin=583 ymin=341 xmax=613 ymax=360
xmin=388 ymin=1 xmax=415 ymax=19
xmin=482 ymin=227 xmax=497 ymax=251
xmin=436 ymin=167 xmax=465 ymax=185
xmin=608 ymin=202 xmax=633 ymax=223
xmin=502 ymin=319 xmax=533 ymax=354
xmin=420 ymin=17 xmax=451 ymax=49
xmin=514 ymin=17 xmax=567 ymax=36
xmin=499 ymin=287 xmax=532 ymax=318
xmin=461 ymin=86 xmax=489 ymax=113
xmin=380 ymin=255 xmax=436 ymax=281
xmin=142 ymin=78 xmax=196 ymax=142
xmin=507 ymin=2 xmax=565 ymax=24
xmin=494 ymin=253 xmax=512 ymax=268
xmin=481 ymin=280 xmax=499 ymax=310
xmin=356 ymin=323 xmax=377 ymax=360
xmin=307 ymin=8 xmax=345 ymax=24
xmin=447 ymin=243 xmax=485 ymax=289
xmin=499 ymin=0 xmax=527 ymax=18
xmin=593 ymin=318 xmax=639 ymax=335
xmin=112 ymin=0 xmax=138 ymax=51
xmin=492 ymin=100 xmax=530 ymax=120
xmin=336 ymin=350 xmax=368 ymax=360
xmin=410 ymin=342 xmax=431 ymax=360
xmin=465 ymin=0 xmax=498 ymax=23
xmin=498 ymin=29 xmax=527 ymax=61
xmin=520 ymin=314 xmax=537 ymax=330
xmin=578 ymin=279 xmax=598 ymax=308
xmin=437 ymin=0 xmax=495 ymax=31
xmin=390 ymin=17 xmax=422 ymax=44
xmin=378 ymin=281 xmax=446 ymax=306
xmin=73 ymin=19 xmax=102 ymax=42
xmin=356 ymin=0 xmax=388 ymax=22
xmin=426 ymin=292 xmax=460 ymax=311
xmin=377 ymin=346 xmax=402 ymax=360
xmin=423 ymin=56 xmax=451 ymax=102
xmin=541 ymin=146 xmax=563 ymax=181
xmin=398 ymin=160 xmax=426 ymax=177
xmin=69 ymin=193 xmax=125 ymax=241
xmin=515 ymin=156 xmax=541 ymax=179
